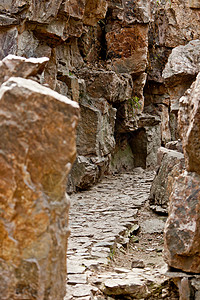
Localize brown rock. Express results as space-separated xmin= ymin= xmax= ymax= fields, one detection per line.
xmin=164 ymin=171 xmax=200 ymax=273
xmin=61 ymin=0 xmax=86 ymax=19
xmin=178 ymin=72 xmax=200 ymax=175
xmin=28 ymin=0 xmax=63 ymax=23
xmin=0 ymin=77 xmax=79 ymax=299
xmin=151 ymin=0 xmax=200 ymax=49
xmin=83 ymin=0 xmax=108 ymax=26
xmin=77 ymin=100 xmax=116 ymax=156
xmin=77 ymin=68 xmax=133 ymax=103
xmin=106 ymin=25 xmax=148 ymax=74
xmin=0 ymin=55 xmax=49 ymax=84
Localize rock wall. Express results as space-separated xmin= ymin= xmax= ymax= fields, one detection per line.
xmin=0 ymin=56 xmax=79 ymax=299
xmin=0 ymin=1 xmax=200 ymax=192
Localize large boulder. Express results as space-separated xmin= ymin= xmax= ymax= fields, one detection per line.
xmin=0 ymin=76 xmax=79 ymax=299
xmin=149 ymin=147 xmax=185 ymax=214
xmin=178 ymin=72 xmax=200 ymax=175
xmin=162 ymin=40 xmax=200 ymax=85
xmin=164 ymin=171 xmax=200 ymax=273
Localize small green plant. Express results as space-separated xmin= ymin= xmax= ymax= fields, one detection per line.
xmin=69 ymin=71 xmax=73 ymax=76
xmin=108 ymin=247 xmax=115 ymax=261
xmin=128 ymin=96 xmax=141 ymax=110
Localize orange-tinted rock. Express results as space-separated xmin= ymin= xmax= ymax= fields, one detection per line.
xmin=0 ymin=76 xmax=79 ymax=299
xmin=106 ymin=25 xmax=148 ymax=74
xmin=178 ymin=72 xmax=200 ymax=175
xmin=164 ymin=171 xmax=200 ymax=273
xmin=83 ymin=0 xmax=108 ymax=26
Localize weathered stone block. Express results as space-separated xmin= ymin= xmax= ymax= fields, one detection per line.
xmin=163 ymin=40 xmax=200 ymax=85
xmin=78 ymin=68 xmax=133 ymax=103
xmin=77 ymin=100 xmax=116 ymax=157
xmin=0 ymin=76 xmax=79 ymax=299
xmin=178 ymin=72 xmax=200 ymax=175
xmin=0 ymin=55 xmax=49 ymax=84
xmin=149 ymin=147 xmax=185 ymax=214
xmin=164 ymin=171 xmax=200 ymax=273
xmin=0 ymin=28 xmax=18 ymax=60
xmin=83 ymin=0 xmax=108 ymax=26
xmin=106 ymin=25 xmax=148 ymax=74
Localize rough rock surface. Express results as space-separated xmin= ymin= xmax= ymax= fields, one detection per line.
xmin=162 ymin=40 xmax=200 ymax=84
xmin=178 ymin=72 xmax=200 ymax=175
xmin=149 ymin=147 xmax=185 ymax=214
xmin=0 ymin=68 xmax=79 ymax=298
xmin=164 ymin=171 xmax=200 ymax=273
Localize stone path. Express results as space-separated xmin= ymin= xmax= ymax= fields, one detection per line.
xmin=65 ymin=168 xmax=170 ymax=300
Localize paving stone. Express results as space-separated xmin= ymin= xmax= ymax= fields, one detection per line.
xmin=68 ymin=274 xmax=87 ymax=284
xmin=67 ymin=263 xmax=86 ymax=274
xmin=72 ymin=284 xmax=92 ymax=297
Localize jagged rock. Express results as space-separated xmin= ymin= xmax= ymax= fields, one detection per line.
xmin=149 ymin=147 xmax=185 ymax=214
xmin=0 ymin=55 xmax=49 ymax=84
xmin=106 ymin=24 xmax=148 ymax=74
xmin=101 ymin=268 xmax=176 ymax=299
xmin=68 ymin=156 xmax=100 ymax=191
xmin=0 ymin=14 xmax=18 ymax=26
xmin=83 ymin=0 xmax=108 ymax=26
xmin=77 ymin=101 xmax=116 ymax=156
xmin=68 ymin=98 xmax=116 ymax=190
xmin=165 ymin=140 xmax=183 ymax=153
xmin=178 ymin=73 xmax=200 ymax=175
xmin=28 ymin=0 xmax=63 ymax=23
xmin=0 ymin=28 xmax=18 ymax=60
xmin=163 ymin=40 xmax=200 ymax=84
xmin=61 ymin=0 xmax=85 ymax=19
xmin=0 ymin=76 xmax=79 ymax=299
xmin=112 ymin=114 xmax=161 ymax=172
xmin=150 ymin=0 xmax=200 ymax=49
xmin=77 ymin=68 xmax=133 ymax=103
xmin=162 ymin=40 xmax=200 ymax=116
xmin=164 ymin=171 xmax=200 ymax=273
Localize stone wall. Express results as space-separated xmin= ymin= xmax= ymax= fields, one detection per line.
xmin=0 ymin=56 xmax=79 ymax=299
xmin=0 ymin=1 xmax=200 ymax=192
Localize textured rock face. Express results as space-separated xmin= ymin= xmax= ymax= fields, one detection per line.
xmin=149 ymin=147 xmax=185 ymax=214
xmin=164 ymin=171 xmax=200 ymax=273
xmin=163 ymin=67 xmax=200 ymax=275
xmin=0 ymin=55 xmax=49 ymax=84
xmin=178 ymin=73 xmax=200 ymax=175
xmin=1 ymin=0 xmax=200 ymax=192
xmin=162 ymin=40 xmax=200 ymax=84
xmin=0 ymin=70 xmax=79 ymax=298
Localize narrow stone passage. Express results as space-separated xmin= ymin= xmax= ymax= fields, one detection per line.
xmin=65 ymin=168 xmax=176 ymax=300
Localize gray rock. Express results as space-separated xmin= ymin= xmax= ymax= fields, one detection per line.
xmin=163 ymin=40 xmax=200 ymax=84
xmin=68 ymin=274 xmax=87 ymax=284
xmin=142 ymin=219 xmax=165 ymax=234
xmin=149 ymin=147 xmax=185 ymax=213
xmin=72 ymin=284 xmax=92 ymax=297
